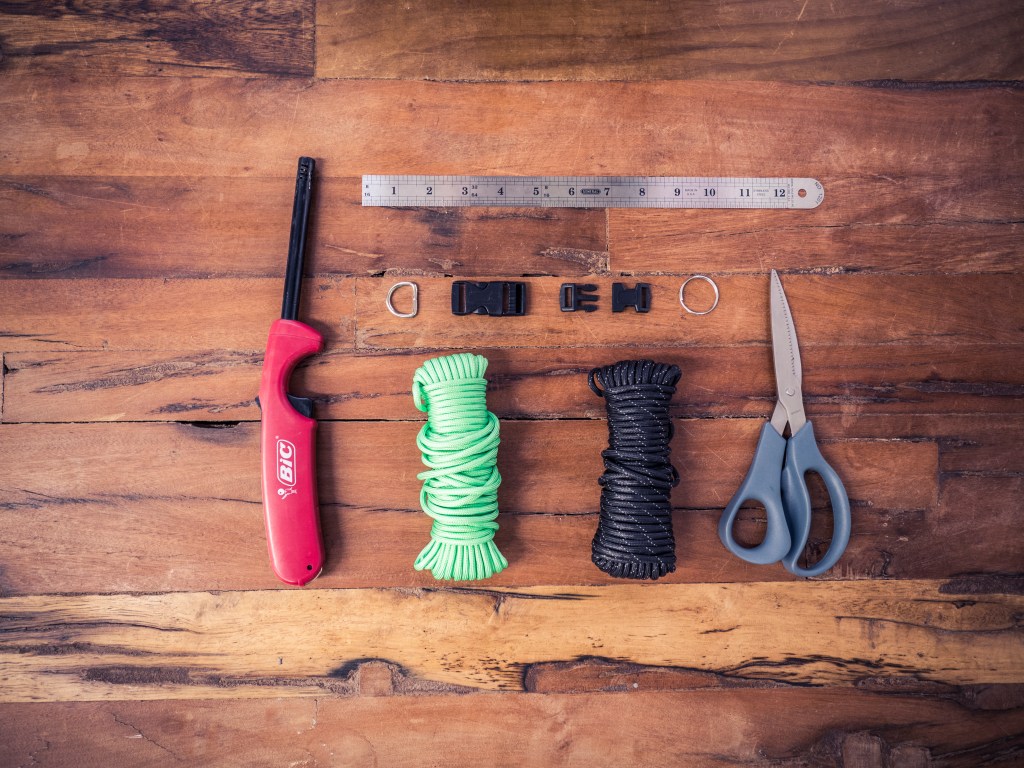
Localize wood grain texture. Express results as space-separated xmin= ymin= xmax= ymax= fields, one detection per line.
xmin=0 ymin=176 xmax=608 ymax=278
xmin=317 ymin=0 xmax=1024 ymax=82
xmin=825 ymin=413 xmax=1024 ymax=475
xmin=5 ymin=274 xmax=1020 ymax=353
xmin=0 ymin=0 xmax=315 ymax=77
xmin=0 ymin=473 xmax=1016 ymax=595
xmin=2 ymin=580 xmax=1022 ymax=701
xmin=2 ymin=78 xmax=1021 ymax=179
xmin=354 ymin=275 xmax=1024 ymax=350
xmin=610 ymin=175 xmax=1024 ymax=275
xmin=7 ymin=343 xmax=1022 ymax=423
xmin=2 ymin=689 xmax=1021 ymax=767
xmin=0 ymin=418 xmax=934 ymax=513
xmin=5 ymin=418 xmax=1006 ymax=595
xmin=2 ymin=2 xmax=1023 ymax=758
xmin=4 ymin=174 xmax=1021 ymax=279
xmin=0 ymin=278 xmax=354 ymax=352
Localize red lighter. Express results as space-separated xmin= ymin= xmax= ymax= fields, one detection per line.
xmin=256 ymin=157 xmax=325 ymax=585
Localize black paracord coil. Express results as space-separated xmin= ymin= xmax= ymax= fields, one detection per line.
xmin=588 ymin=359 xmax=681 ymax=580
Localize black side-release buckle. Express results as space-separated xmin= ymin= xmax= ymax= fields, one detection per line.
xmin=560 ymin=283 xmax=599 ymax=312
xmin=451 ymin=281 xmax=526 ymax=316
xmin=612 ymin=282 xmax=651 ymax=313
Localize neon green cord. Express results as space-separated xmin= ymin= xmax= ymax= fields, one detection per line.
xmin=412 ymin=353 xmax=508 ymax=581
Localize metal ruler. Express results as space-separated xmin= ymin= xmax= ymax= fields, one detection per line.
xmin=362 ymin=175 xmax=823 ymax=209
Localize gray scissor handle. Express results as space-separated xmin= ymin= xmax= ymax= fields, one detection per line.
xmin=780 ymin=421 xmax=852 ymax=578
xmin=718 ymin=423 xmax=792 ymax=565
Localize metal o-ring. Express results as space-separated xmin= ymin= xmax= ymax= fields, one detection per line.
xmin=386 ymin=281 xmax=418 ymax=318
xmin=679 ymin=275 xmax=719 ymax=316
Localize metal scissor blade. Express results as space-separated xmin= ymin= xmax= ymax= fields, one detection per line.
xmin=770 ymin=270 xmax=806 ymax=433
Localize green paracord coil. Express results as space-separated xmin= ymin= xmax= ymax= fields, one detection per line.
xmin=412 ymin=353 xmax=508 ymax=580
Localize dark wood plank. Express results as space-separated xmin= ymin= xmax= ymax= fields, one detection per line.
xmin=5 ymin=174 xmax=1020 ymax=279
xmin=7 ymin=343 xmax=1022 ymax=423
xmin=0 ymin=0 xmax=314 ymax=77
xmin=0 ymin=418 xmax=948 ymax=594
xmin=2 ymin=689 xmax=1023 ymax=766
xmin=820 ymin=413 xmax=1024 ymax=475
xmin=317 ymin=0 xmax=1024 ymax=82
xmin=0 ymin=278 xmax=354 ymax=352
xmin=609 ymin=176 xmax=1023 ymax=275
xmin=0 ymin=176 xmax=607 ymax=278
xmin=354 ymin=275 xmax=1024 ymax=350
xmin=2 ymin=419 xmax=933 ymax=514
xmin=5 ymin=275 xmax=1020 ymax=353
xmin=4 ymin=688 xmax=1023 ymax=766
xmin=2 ymin=580 xmax=1021 ymax=700
xmin=1 ymin=475 xmax=1017 ymax=595
xmin=5 ymin=173 xmax=1019 ymax=279
xmin=2 ymin=78 xmax=1020 ymax=179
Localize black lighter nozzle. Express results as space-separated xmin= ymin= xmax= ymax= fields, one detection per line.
xmin=281 ymin=156 xmax=316 ymax=321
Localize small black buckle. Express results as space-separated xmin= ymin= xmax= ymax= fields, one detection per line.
xmin=612 ymin=282 xmax=651 ymax=313
xmin=560 ymin=283 xmax=599 ymax=312
xmin=451 ymin=281 xmax=526 ymax=316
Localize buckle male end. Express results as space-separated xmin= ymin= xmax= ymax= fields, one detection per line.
xmin=560 ymin=283 xmax=599 ymax=312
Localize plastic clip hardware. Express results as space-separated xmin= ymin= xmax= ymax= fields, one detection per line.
xmin=451 ymin=281 xmax=526 ymax=316
xmin=611 ymin=282 xmax=651 ymax=313
xmin=560 ymin=283 xmax=599 ymax=312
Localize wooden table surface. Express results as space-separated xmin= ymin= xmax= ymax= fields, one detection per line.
xmin=2 ymin=2 xmax=1023 ymax=766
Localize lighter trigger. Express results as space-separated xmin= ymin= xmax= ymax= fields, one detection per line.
xmin=286 ymin=394 xmax=314 ymax=419
xmin=254 ymin=394 xmax=313 ymax=419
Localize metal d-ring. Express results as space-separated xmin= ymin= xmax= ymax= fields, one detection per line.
xmin=679 ymin=275 xmax=720 ymax=315
xmin=386 ymin=281 xmax=418 ymax=318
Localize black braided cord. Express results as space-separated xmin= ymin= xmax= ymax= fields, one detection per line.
xmin=588 ymin=360 xmax=681 ymax=580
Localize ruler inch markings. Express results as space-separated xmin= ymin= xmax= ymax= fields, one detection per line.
xmin=362 ymin=175 xmax=823 ymax=209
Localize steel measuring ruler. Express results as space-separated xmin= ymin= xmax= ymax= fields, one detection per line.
xmin=362 ymin=176 xmax=823 ymax=209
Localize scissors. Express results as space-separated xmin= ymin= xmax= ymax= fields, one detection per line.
xmin=718 ymin=270 xmax=851 ymax=577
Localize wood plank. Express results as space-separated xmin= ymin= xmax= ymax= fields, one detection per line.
xmin=1 ymin=689 xmax=1022 ymax=766
xmin=1 ymin=419 xmax=932 ymax=514
xmin=5 ymin=175 xmax=1019 ymax=280
xmin=3 ymin=349 xmax=265 ymax=421
xmin=0 ymin=0 xmax=314 ymax=77
xmin=1 ymin=474 xmax=1016 ymax=595
xmin=613 ymin=220 xmax=1023 ymax=276
xmin=850 ymin=475 xmax=1024 ymax=580
xmin=354 ymin=275 xmax=1024 ymax=350
xmin=6 ymin=175 xmax=1015 ymax=280
xmin=521 ymin=655 xmax=1024 ymax=701
xmin=824 ymin=414 xmax=1024 ymax=475
xmin=8 ymin=343 xmax=1022 ymax=423
xmin=1 ymin=580 xmax=1021 ymax=700
xmin=0 ymin=419 xmax=950 ymax=594
xmin=317 ymin=0 xmax=1024 ymax=82
xmin=5 ymin=275 xmax=1020 ymax=353
xmin=0 ymin=176 xmax=607 ymax=278
xmin=0 ymin=278 xmax=354 ymax=352
xmin=609 ymin=176 xmax=1023 ymax=275
xmin=2 ymin=78 xmax=1020 ymax=179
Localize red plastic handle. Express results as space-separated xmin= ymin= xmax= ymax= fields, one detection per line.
xmin=258 ymin=319 xmax=325 ymax=585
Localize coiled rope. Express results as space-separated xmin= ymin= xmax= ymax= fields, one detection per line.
xmin=588 ymin=359 xmax=681 ymax=580
xmin=412 ymin=353 xmax=508 ymax=581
